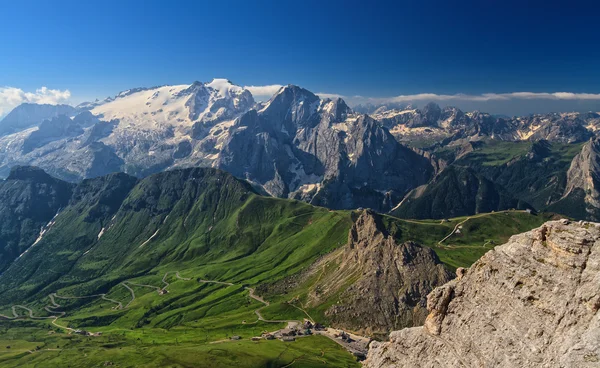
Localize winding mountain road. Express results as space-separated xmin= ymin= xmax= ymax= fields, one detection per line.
xmin=1 ymin=271 xmax=369 ymax=356
xmin=0 ymin=271 xmax=187 ymax=331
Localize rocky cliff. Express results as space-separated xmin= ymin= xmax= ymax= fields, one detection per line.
xmin=318 ymin=211 xmax=453 ymax=336
xmin=255 ymin=210 xmax=454 ymax=337
xmin=559 ymin=138 xmax=600 ymax=220
xmin=364 ymin=220 xmax=600 ymax=367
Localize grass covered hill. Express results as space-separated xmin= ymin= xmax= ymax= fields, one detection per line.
xmin=0 ymin=166 xmax=555 ymax=367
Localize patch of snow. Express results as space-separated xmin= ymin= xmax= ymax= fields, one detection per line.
xmin=16 ymin=210 xmax=61 ymax=260
xmin=97 ymin=227 xmax=105 ymax=239
xmin=138 ymin=229 xmax=160 ymax=249
xmin=373 ymin=109 xmax=416 ymax=120
xmin=206 ymin=79 xmax=244 ymax=98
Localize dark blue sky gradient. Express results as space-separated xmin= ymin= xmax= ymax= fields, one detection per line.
xmin=1 ymin=0 xmax=599 ymax=113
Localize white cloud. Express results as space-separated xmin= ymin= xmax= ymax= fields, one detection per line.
xmin=316 ymin=92 xmax=345 ymax=100
xmin=244 ymin=84 xmax=283 ymax=98
xmin=340 ymin=91 xmax=600 ymax=105
xmin=0 ymin=86 xmax=71 ymax=117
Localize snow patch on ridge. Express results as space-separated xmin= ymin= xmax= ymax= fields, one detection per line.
xmin=16 ymin=210 xmax=61 ymax=260
xmin=139 ymin=230 xmax=160 ymax=249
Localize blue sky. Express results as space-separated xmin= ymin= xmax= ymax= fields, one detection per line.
xmin=1 ymin=0 xmax=600 ymax=115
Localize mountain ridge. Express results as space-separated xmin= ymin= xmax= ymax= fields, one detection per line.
xmin=2 ymin=81 xmax=600 ymax=217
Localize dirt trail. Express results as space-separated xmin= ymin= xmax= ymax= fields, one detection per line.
xmin=162 ymin=271 xmax=192 ymax=290
xmin=0 ymin=271 xmax=189 ymax=331
xmin=121 ymin=283 xmax=136 ymax=308
xmin=438 ymin=217 xmax=471 ymax=244
xmin=198 ymin=279 xmax=234 ymax=286
xmin=438 ymin=210 xmax=528 ymax=245
xmin=50 ymin=292 xmax=123 ymax=310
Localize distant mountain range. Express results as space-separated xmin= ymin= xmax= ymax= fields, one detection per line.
xmin=1 ymin=79 xmax=599 ymax=218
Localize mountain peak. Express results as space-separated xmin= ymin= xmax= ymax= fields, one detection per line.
xmin=259 ymin=84 xmax=320 ymax=123
xmin=320 ymin=97 xmax=353 ymax=121
xmin=206 ymin=78 xmax=246 ymax=98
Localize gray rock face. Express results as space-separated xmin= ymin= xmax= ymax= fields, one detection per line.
xmin=372 ymin=104 xmax=599 ymax=146
xmin=318 ymin=211 xmax=453 ymax=336
xmin=562 ymin=138 xmax=600 ymax=220
xmin=219 ymin=87 xmax=433 ymax=210
xmin=365 ymin=220 xmax=600 ymax=368
xmin=22 ymin=115 xmax=84 ymax=153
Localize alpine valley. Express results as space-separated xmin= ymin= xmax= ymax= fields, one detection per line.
xmin=0 ymin=79 xmax=599 ymax=367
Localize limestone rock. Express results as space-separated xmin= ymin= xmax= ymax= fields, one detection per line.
xmin=314 ymin=210 xmax=453 ymax=337
xmin=364 ymin=220 xmax=600 ymax=368
xmin=562 ymin=138 xmax=600 ymax=220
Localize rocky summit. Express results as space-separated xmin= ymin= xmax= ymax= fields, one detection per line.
xmin=319 ymin=211 xmax=453 ymax=336
xmin=364 ymin=220 xmax=600 ymax=368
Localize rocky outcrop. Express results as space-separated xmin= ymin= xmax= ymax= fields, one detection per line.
xmin=365 ymin=220 xmax=600 ymax=368
xmin=306 ymin=211 xmax=453 ymax=337
xmin=219 ymin=87 xmax=433 ymax=211
xmin=560 ymin=138 xmax=600 ymax=220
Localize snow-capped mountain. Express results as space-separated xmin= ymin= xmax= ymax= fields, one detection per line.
xmin=0 ymin=103 xmax=76 ymax=137
xmin=0 ymin=80 xmax=434 ymax=210
xmin=0 ymin=79 xmax=255 ymax=179
xmin=2 ymin=79 xmax=600 ymax=212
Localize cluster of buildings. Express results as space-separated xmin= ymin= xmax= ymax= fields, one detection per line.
xmin=73 ymin=329 xmax=102 ymax=337
xmin=230 ymin=319 xmax=326 ymax=343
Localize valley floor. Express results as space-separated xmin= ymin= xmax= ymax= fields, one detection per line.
xmin=0 ymin=271 xmax=365 ymax=367
xmin=0 ymin=207 xmax=553 ymax=367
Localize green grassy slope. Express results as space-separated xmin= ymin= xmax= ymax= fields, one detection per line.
xmin=255 ymin=210 xmax=553 ymax=335
xmin=0 ymin=168 xmax=360 ymax=367
xmin=0 ymin=167 xmax=557 ymax=367
xmin=392 ymin=165 xmax=532 ymax=219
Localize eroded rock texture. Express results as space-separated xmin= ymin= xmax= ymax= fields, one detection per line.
xmin=365 ymin=220 xmax=600 ymax=368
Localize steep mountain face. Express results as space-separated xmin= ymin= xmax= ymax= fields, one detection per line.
xmin=219 ymin=87 xmax=433 ymax=210
xmin=0 ymin=170 xmax=138 ymax=301
xmin=365 ymin=220 xmax=600 ymax=368
xmin=392 ymin=165 xmax=531 ymax=219
xmin=0 ymin=166 xmax=74 ymax=273
xmin=555 ymin=138 xmax=600 ymax=220
xmin=307 ymin=211 xmax=453 ymax=336
xmin=0 ymin=167 xmax=253 ymax=301
xmin=373 ymin=103 xmax=599 ymax=147
xmin=1 ymin=83 xmax=599 ymax=215
xmin=0 ymin=103 xmax=76 ymax=137
xmin=0 ymin=82 xmax=431 ymax=211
